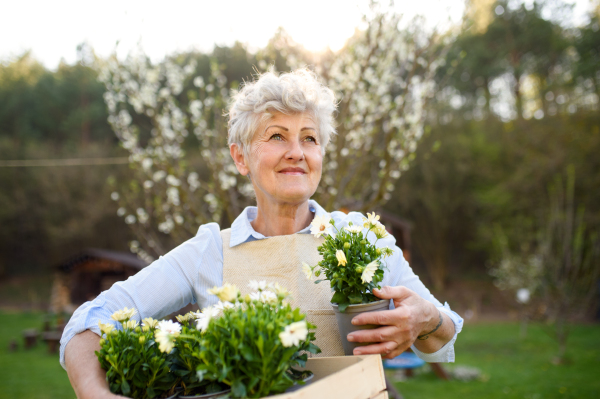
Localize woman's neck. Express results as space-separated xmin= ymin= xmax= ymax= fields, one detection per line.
xmin=251 ymin=200 xmax=314 ymax=237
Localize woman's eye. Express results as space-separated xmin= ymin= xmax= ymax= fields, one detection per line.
xmin=270 ymin=133 xmax=283 ymax=141
xmin=304 ymin=136 xmax=317 ymax=143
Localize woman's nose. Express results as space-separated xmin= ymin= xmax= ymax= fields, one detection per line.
xmin=285 ymin=140 xmax=305 ymax=161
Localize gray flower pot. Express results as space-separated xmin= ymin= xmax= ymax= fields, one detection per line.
xmin=331 ymin=299 xmax=390 ymax=356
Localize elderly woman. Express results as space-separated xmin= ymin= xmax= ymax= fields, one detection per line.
xmin=62 ymin=69 xmax=463 ymax=398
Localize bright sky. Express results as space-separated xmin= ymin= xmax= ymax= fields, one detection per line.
xmin=1 ymin=0 xmax=595 ymax=69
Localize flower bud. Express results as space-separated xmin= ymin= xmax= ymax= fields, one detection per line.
xmin=139 ymin=336 xmax=146 ymax=344
xmin=376 ymin=248 xmax=382 ymax=256
xmin=360 ymin=240 xmax=367 ymax=245
xmin=333 ymin=272 xmax=339 ymax=279
xmin=356 ymin=266 xmax=364 ymax=273
xmin=99 ymin=338 xmax=106 ymax=346
xmin=344 ymin=242 xmax=351 ymax=250
xmin=135 ymin=327 xmax=141 ymax=333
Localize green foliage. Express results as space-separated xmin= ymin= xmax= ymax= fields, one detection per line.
xmin=170 ymin=317 xmax=224 ymax=396
xmin=96 ymin=324 xmax=177 ymax=399
xmin=187 ymin=294 xmax=319 ymax=398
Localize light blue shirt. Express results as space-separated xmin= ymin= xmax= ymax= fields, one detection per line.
xmin=60 ymin=200 xmax=463 ymax=369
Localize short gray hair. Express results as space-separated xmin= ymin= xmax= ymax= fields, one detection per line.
xmin=227 ymin=68 xmax=337 ymax=154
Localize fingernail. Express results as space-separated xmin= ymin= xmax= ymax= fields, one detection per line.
xmin=347 ymin=334 xmax=355 ymax=342
xmin=354 ymin=350 xmax=362 ymax=355
xmin=351 ymin=318 xmax=358 ymax=325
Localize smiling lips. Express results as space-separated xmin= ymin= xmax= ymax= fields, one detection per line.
xmin=279 ymin=167 xmax=306 ymax=175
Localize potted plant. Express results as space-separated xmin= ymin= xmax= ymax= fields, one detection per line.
xmin=95 ymin=309 xmax=179 ymax=398
xmin=164 ymin=282 xmax=320 ymax=398
xmin=303 ymin=212 xmax=395 ymax=355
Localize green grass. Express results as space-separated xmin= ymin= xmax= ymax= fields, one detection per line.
xmin=394 ymin=322 xmax=600 ymax=399
xmin=1 ymin=312 xmax=599 ymax=399
xmin=0 ymin=311 xmax=75 ymax=399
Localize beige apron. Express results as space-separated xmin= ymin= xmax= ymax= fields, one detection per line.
xmin=220 ymin=228 xmax=344 ymax=357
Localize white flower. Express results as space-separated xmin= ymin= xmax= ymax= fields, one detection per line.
xmin=214 ymin=301 xmax=234 ymax=312
xmin=310 ymin=215 xmax=333 ymax=237
xmin=117 ymin=207 xmax=126 ymax=217
xmin=361 ymin=261 xmax=379 ymax=283
xmin=201 ymin=306 xmax=221 ymax=318
xmin=372 ymin=222 xmax=389 ymax=239
xmin=345 ymin=225 xmax=363 ymax=234
xmin=248 ymin=280 xmax=269 ymax=291
xmin=143 ymin=180 xmax=154 ymax=190
xmin=111 ymin=307 xmax=137 ymax=322
xmin=176 ymin=313 xmax=194 ymax=323
xmin=141 ymin=317 xmax=159 ymax=329
xmin=195 ymin=308 xmax=218 ymax=332
xmin=152 ymin=170 xmax=166 ymax=182
xmin=110 ymin=192 xmax=119 ymax=201
xmin=260 ymin=290 xmax=277 ymax=304
xmin=166 ymin=175 xmax=181 ymax=186
xmin=279 ymin=321 xmax=308 ymax=347
xmin=271 ymin=282 xmax=290 ymax=299
xmin=141 ymin=158 xmax=153 ymax=171
xmin=362 ymin=212 xmax=381 ymax=228
xmin=336 ymin=250 xmax=347 ymax=266
xmin=155 ymin=329 xmax=179 ymax=353
xmin=196 ymin=316 xmax=210 ymax=332
xmin=301 ymin=262 xmax=313 ymax=279
xmin=157 ymin=320 xmax=182 ymax=334
xmin=98 ymin=321 xmax=115 ymax=335
xmin=208 ymin=283 xmax=239 ymax=303
xmin=249 ymin=291 xmax=277 ymax=304
xmin=122 ymin=319 xmax=139 ymax=330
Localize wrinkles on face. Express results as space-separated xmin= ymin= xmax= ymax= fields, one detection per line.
xmin=244 ymin=112 xmax=323 ymax=205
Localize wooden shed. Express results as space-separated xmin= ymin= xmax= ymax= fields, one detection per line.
xmin=50 ymin=248 xmax=148 ymax=313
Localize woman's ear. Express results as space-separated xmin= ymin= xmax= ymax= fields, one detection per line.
xmin=230 ymin=143 xmax=250 ymax=176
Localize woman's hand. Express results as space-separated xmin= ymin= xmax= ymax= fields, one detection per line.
xmin=346 ymin=286 xmax=453 ymax=359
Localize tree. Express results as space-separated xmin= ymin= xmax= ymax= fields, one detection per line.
xmin=100 ymin=5 xmax=448 ymax=260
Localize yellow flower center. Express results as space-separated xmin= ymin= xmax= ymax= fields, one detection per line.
xmin=320 ymin=225 xmax=325 ymax=231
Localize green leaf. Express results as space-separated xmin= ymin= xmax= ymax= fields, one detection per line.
xmin=338 ymin=302 xmax=350 ymax=313
xmin=331 ymin=291 xmax=346 ymax=304
xmin=232 ymin=378 xmax=247 ymax=398
xmin=348 ymin=294 xmax=363 ymax=304
xmin=121 ymin=379 xmax=130 ymax=396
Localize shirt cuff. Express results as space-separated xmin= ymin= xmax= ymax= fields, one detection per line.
xmin=59 ymin=295 xmax=114 ymax=370
xmin=411 ymin=302 xmax=463 ymax=363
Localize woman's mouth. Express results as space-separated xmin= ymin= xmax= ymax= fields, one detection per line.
xmin=279 ymin=168 xmax=306 ymax=175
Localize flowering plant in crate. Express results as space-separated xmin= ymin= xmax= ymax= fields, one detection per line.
xmin=167 ymin=311 xmax=226 ymax=396
xmin=95 ymin=308 xmax=178 ymax=399
xmin=303 ymin=213 xmax=395 ymax=312
xmin=168 ymin=281 xmax=320 ymax=398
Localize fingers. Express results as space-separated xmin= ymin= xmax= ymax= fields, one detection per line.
xmin=351 ymin=309 xmax=394 ymax=326
xmin=353 ymin=340 xmax=397 ymax=356
xmin=347 ymin=326 xmax=397 ymax=344
xmin=373 ymin=286 xmax=414 ymax=302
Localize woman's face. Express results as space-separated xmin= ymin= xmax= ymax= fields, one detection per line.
xmin=231 ymin=112 xmax=323 ymax=206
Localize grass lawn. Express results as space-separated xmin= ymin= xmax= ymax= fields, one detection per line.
xmin=0 ymin=311 xmax=74 ymax=399
xmin=0 ymin=311 xmax=599 ymax=399
xmin=394 ymin=322 xmax=600 ymax=399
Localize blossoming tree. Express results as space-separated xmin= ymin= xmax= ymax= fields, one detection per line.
xmin=101 ymin=5 xmax=447 ymax=260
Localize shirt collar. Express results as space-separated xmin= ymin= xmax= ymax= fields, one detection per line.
xmin=228 ymin=199 xmax=328 ymax=248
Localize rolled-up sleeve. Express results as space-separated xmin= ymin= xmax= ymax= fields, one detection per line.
xmin=59 ymin=222 xmax=223 ymax=369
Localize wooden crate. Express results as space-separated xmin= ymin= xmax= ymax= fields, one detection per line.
xmin=268 ymin=355 xmax=387 ymax=399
